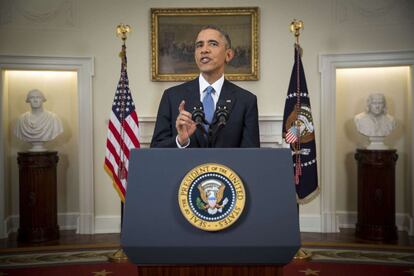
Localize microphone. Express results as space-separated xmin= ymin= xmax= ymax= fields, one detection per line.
xmin=191 ymin=104 xmax=208 ymax=125
xmin=215 ymin=100 xmax=230 ymax=126
xmin=208 ymin=101 xmax=230 ymax=147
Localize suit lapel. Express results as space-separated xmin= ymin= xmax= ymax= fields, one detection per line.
xmin=183 ymin=78 xmax=200 ymax=111
xmin=211 ymin=79 xmax=236 ymax=125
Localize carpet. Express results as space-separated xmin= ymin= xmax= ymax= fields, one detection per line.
xmin=0 ymin=247 xmax=413 ymax=276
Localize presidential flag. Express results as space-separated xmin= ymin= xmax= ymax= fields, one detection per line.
xmin=282 ymin=44 xmax=319 ymax=204
xmin=104 ymin=44 xmax=140 ymax=202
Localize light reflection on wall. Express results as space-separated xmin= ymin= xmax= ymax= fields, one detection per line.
xmin=4 ymin=69 xmax=79 ymax=219
xmin=335 ymin=65 xmax=411 ymax=215
xmin=337 ymin=66 xmax=409 ymax=79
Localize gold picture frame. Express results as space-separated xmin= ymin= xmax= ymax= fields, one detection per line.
xmin=151 ymin=7 xmax=259 ymax=82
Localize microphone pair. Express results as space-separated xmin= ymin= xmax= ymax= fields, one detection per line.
xmin=191 ymin=101 xmax=230 ymax=128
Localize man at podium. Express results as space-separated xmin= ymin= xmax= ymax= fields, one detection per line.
xmin=150 ymin=25 xmax=260 ymax=148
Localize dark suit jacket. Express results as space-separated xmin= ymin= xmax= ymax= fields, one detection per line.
xmin=150 ymin=78 xmax=260 ymax=148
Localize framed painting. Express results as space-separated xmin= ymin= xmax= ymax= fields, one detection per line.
xmin=151 ymin=7 xmax=259 ymax=81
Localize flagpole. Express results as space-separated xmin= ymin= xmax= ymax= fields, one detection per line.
xmin=108 ymin=23 xmax=132 ymax=263
xmin=290 ymin=19 xmax=312 ymax=262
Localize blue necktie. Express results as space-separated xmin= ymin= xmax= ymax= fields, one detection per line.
xmin=202 ymin=86 xmax=215 ymax=130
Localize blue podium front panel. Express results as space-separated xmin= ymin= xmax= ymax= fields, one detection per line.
xmin=122 ymin=148 xmax=300 ymax=265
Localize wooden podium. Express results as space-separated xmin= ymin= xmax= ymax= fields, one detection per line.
xmin=17 ymin=151 xmax=59 ymax=243
xmin=354 ymin=149 xmax=398 ymax=241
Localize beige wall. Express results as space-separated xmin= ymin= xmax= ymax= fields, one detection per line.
xmin=336 ymin=67 xmax=410 ymax=214
xmin=0 ymin=0 xmax=413 ymax=232
xmin=6 ymin=71 xmax=79 ymax=215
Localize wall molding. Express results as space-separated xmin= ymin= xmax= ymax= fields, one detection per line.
xmin=334 ymin=0 xmax=414 ymax=27
xmin=299 ymin=214 xmax=322 ymax=233
xmin=138 ymin=115 xmax=284 ymax=148
xmin=5 ymin=213 xmax=79 ymax=235
xmin=94 ymin=215 xmax=121 ymax=234
xmin=410 ymin=218 xmax=414 ymax=236
xmin=5 ymin=213 xmax=117 ymax=234
xmin=1 ymin=108 xmax=283 ymax=238
xmin=337 ymin=211 xmax=411 ymax=232
xmin=319 ymin=50 xmax=414 ymax=234
xmin=0 ymin=55 xmax=94 ymax=237
xmin=4 ymin=211 xmax=412 ymax=235
xmin=0 ymin=0 xmax=79 ymax=29
xmin=93 ymin=213 xmax=325 ymax=234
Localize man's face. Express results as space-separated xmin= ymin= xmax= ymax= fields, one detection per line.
xmin=194 ymin=29 xmax=233 ymax=80
xmin=27 ymin=92 xmax=44 ymax=109
xmin=369 ymin=96 xmax=385 ymax=116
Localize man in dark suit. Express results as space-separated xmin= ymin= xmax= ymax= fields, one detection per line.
xmin=150 ymin=25 xmax=260 ymax=148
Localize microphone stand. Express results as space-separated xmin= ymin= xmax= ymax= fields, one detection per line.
xmin=209 ymin=122 xmax=225 ymax=147
xmin=191 ymin=106 xmax=210 ymax=147
xmin=208 ymin=105 xmax=229 ymax=147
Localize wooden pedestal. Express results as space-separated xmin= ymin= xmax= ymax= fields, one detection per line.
xmin=354 ymin=149 xmax=398 ymax=241
xmin=17 ymin=151 xmax=60 ymax=243
xmin=137 ymin=265 xmax=283 ymax=276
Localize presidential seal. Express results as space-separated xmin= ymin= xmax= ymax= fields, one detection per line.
xmin=178 ymin=163 xmax=246 ymax=231
xmin=284 ymin=104 xmax=315 ymax=144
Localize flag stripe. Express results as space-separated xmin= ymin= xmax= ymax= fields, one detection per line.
xmin=285 ymin=127 xmax=298 ymax=143
xmin=106 ymin=138 xmax=130 ymax=176
xmin=109 ymin=112 xmax=139 ymax=153
xmin=124 ymin=116 xmax=140 ymax=148
xmin=106 ymin=124 xmax=131 ymax=173
xmin=108 ymin=120 xmax=131 ymax=160
xmin=104 ymin=164 xmax=126 ymax=202
xmin=104 ymin=159 xmax=126 ymax=196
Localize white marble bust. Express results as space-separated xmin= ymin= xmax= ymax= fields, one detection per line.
xmin=14 ymin=89 xmax=64 ymax=152
xmin=354 ymin=93 xmax=396 ymax=150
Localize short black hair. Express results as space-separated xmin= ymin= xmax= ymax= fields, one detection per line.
xmin=197 ymin=25 xmax=232 ymax=49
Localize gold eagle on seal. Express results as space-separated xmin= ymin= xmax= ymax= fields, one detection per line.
xmin=197 ymin=179 xmax=229 ymax=215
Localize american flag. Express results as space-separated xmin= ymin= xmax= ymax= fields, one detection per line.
xmin=285 ymin=126 xmax=299 ymax=144
xmin=104 ymin=44 xmax=140 ymax=202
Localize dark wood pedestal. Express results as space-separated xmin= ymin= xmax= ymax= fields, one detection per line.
xmin=137 ymin=265 xmax=283 ymax=276
xmin=354 ymin=149 xmax=398 ymax=241
xmin=17 ymin=151 xmax=59 ymax=243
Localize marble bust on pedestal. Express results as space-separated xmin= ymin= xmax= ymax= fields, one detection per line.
xmin=14 ymin=89 xmax=63 ymax=152
xmin=354 ymin=93 xmax=396 ymax=150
